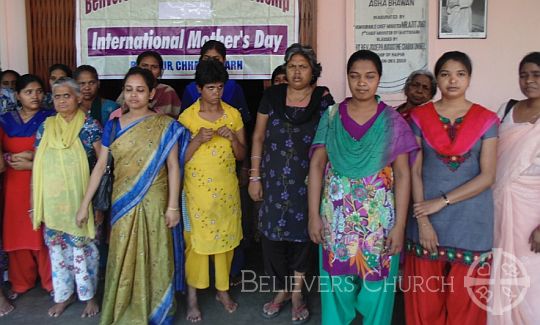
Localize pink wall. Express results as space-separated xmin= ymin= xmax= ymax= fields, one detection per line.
xmin=317 ymin=0 xmax=540 ymax=110
xmin=0 ymin=0 xmax=28 ymax=73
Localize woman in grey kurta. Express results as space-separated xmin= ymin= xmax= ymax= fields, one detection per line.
xmin=403 ymin=51 xmax=499 ymax=325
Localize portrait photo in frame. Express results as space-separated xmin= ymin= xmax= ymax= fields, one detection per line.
xmin=439 ymin=0 xmax=487 ymax=39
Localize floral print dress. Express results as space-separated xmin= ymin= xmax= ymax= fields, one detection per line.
xmin=258 ymin=86 xmax=334 ymax=242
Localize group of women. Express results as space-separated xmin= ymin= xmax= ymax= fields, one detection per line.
xmin=0 ymin=41 xmax=538 ymax=325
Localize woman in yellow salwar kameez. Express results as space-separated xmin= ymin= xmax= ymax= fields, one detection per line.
xmin=178 ymin=59 xmax=246 ymax=323
xmin=77 ymin=67 xmax=190 ymax=325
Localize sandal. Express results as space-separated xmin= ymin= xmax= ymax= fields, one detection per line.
xmin=291 ymin=303 xmax=310 ymax=325
xmin=261 ymin=298 xmax=290 ymax=319
xmin=6 ymin=290 xmax=18 ymax=301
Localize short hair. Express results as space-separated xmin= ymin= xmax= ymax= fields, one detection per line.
xmin=52 ymin=77 xmax=80 ymax=96
xmin=15 ymin=74 xmax=45 ymax=93
xmin=347 ymin=50 xmax=382 ymax=76
xmin=404 ymin=70 xmax=437 ymax=98
xmin=284 ymin=43 xmax=322 ymax=85
xmin=519 ymin=52 xmax=540 ymax=71
xmin=271 ymin=64 xmax=286 ymax=85
xmin=136 ymin=50 xmax=164 ymax=70
xmin=195 ymin=59 xmax=229 ymax=87
xmin=123 ymin=66 xmax=156 ymax=91
xmin=434 ymin=51 xmax=472 ymax=76
xmin=0 ymin=69 xmax=20 ymax=81
xmin=200 ymin=40 xmax=227 ymax=61
xmin=48 ymin=63 xmax=73 ymax=78
xmin=74 ymin=65 xmax=99 ymax=80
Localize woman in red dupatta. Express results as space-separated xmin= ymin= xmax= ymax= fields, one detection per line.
xmin=404 ymin=51 xmax=499 ymax=325
xmin=489 ymin=52 xmax=540 ymax=325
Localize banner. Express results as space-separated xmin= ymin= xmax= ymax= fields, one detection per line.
xmin=355 ymin=0 xmax=428 ymax=93
xmin=76 ymin=0 xmax=299 ymax=79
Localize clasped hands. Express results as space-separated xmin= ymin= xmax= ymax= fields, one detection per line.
xmin=193 ymin=126 xmax=236 ymax=144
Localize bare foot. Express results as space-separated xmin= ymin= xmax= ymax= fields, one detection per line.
xmin=186 ymin=287 xmax=201 ymax=323
xmin=0 ymin=293 xmax=14 ymax=317
xmin=81 ymin=297 xmax=99 ymax=318
xmin=216 ymin=290 xmax=238 ymax=313
xmin=48 ymin=294 xmax=76 ymax=317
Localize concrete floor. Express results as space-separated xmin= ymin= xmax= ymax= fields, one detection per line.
xmin=0 ymin=242 xmax=405 ymax=324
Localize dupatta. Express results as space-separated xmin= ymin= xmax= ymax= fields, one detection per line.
xmin=313 ymin=99 xmax=418 ymax=178
xmin=409 ymin=102 xmax=499 ymax=156
xmin=32 ymin=110 xmax=95 ymax=238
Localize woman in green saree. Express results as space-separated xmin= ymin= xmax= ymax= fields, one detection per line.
xmin=77 ymin=67 xmax=190 ymax=324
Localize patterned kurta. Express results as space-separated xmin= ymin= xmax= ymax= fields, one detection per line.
xmin=258 ymin=85 xmax=334 ymax=242
xmin=179 ymin=100 xmax=243 ymax=255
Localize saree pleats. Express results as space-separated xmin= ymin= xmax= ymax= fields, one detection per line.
xmin=100 ymin=115 xmax=189 ymax=325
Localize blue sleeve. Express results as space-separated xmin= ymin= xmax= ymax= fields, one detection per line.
xmin=181 ymin=82 xmax=198 ymax=111
xmin=101 ymin=119 xmax=116 ymax=147
xmin=481 ymin=122 xmax=499 ymax=140
xmin=409 ymin=120 xmax=423 ymax=138
xmin=231 ymin=84 xmax=251 ymax=124
xmin=34 ymin=122 xmax=45 ymax=148
xmin=101 ymin=99 xmax=120 ymax=124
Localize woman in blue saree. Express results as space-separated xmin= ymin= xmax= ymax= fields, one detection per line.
xmin=77 ymin=67 xmax=190 ymax=324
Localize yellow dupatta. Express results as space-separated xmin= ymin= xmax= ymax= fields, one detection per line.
xmin=32 ymin=109 xmax=95 ymax=238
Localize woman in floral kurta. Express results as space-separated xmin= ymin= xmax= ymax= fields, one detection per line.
xmin=308 ymin=50 xmax=417 ymax=325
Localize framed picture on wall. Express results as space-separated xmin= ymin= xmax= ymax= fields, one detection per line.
xmin=438 ymin=0 xmax=487 ymax=39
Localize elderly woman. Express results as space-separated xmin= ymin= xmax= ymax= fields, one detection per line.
xmin=43 ymin=64 xmax=72 ymax=110
xmin=32 ymin=77 xmax=102 ymax=318
xmin=396 ymin=70 xmax=437 ymax=119
xmin=0 ymin=75 xmax=54 ymax=301
xmin=249 ymin=43 xmax=334 ymax=323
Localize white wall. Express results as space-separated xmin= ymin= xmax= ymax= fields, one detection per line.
xmin=0 ymin=0 xmax=28 ymax=73
xmin=317 ymin=0 xmax=540 ymax=110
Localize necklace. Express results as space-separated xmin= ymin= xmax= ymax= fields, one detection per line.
xmin=286 ymin=88 xmax=312 ymax=104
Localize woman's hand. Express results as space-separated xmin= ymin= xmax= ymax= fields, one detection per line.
xmin=193 ymin=127 xmax=214 ymax=144
xmin=248 ymin=181 xmax=263 ymax=201
xmin=7 ymin=159 xmax=32 ymax=170
xmin=529 ymin=226 xmax=540 ymax=253
xmin=216 ymin=125 xmax=235 ymax=142
xmin=11 ymin=150 xmax=34 ymax=161
xmin=413 ymin=197 xmax=446 ymax=218
xmin=76 ymin=207 xmax=89 ymax=228
xmin=418 ymin=218 xmax=439 ymax=254
xmin=308 ymin=215 xmax=324 ymax=244
xmin=165 ymin=209 xmax=180 ymax=228
xmin=386 ymin=226 xmax=405 ymax=256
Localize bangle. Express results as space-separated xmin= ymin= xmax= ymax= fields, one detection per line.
xmin=167 ymin=207 xmax=180 ymax=211
xmin=249 ymin=176 xmax=262 ymax=182
xmin=249 ymin=168 xmax=260 ymax=176
xmin=440 ymin=192 xmax=450 ymax=206
xmin=251 ymin=155 xmax=262 ymax=159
